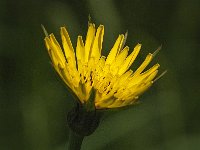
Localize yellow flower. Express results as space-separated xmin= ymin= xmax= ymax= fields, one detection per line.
xmin=43 ymin=22 xmax=162 ymax=109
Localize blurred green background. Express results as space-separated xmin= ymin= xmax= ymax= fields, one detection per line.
xmin=0 ymin=0 xmax=200 ymax=149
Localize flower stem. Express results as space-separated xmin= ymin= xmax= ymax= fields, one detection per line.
xmin=67 ymin=130 xmax=84 ymax=150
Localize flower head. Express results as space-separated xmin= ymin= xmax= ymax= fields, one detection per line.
xmin=43 ymin=22 xmax=162 ymax=109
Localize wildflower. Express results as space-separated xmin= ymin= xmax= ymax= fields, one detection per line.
xmin=43 ymin=22 xmax=161 ymax=110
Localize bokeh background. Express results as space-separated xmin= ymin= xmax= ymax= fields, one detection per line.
xmin=1 ymin=0 xmax=200 ymax=149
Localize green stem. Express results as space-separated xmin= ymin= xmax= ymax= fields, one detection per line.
xmin=66 ymin=130 xmax=84 ymax=150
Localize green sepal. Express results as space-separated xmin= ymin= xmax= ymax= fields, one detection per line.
xmin=67 ymin=103 xmax=101 ymax=136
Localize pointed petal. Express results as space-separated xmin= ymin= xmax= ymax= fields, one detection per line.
xmin=45 ymin=34 xmax=66 ymax=67
xmin=133 ymin=81 xmax=153 ymax=96
xmin=145 ymin=70 xmax=158 ymax=83
xmin=60 ymin=27 xmax=76 ymax=67
xmin=90 ymin=25 xmax=104 ymax=61
xmin=85 ymin=23 xmax=96 ymax=62
xmin=111 ymin=46 xmax=129 ymax=68
xmin=76 ymin=36 xmax=85 ymax=62
xmin=106 ymin=34 xmax=124 ymax=64
xmin=132 ymin=53 xmax=153 ymax=77
xmin=118 ymin=43 xmax=141 ymax=75
xmin=128 ymin=63 xmax=160 ymax=87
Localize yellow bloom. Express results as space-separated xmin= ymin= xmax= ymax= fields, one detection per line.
xmin=43 ymin=22 xmax=161 ymax=109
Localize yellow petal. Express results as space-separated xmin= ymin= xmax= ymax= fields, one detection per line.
xmin=132 ymin=53 xmax=153 ymax=77
xmin=85 ymin=23 xmax=96 ymax=62
xmin=106 ymin=34 xmax=124 ymax=64
xmin=133 ymin=81 xmax=153 ymax=96
xmin=113 ymin=70 xmax=133 ymax=89
xmin=76 ymin=36 xmax=85 ymax=75
xmin=118 ymin=43 xmax=141 ymax=75
xmin=128 ymin=64 xmax=160 ymax=87
xmin=95 ymin=97 xmax=116 ymax=109
xmin=144 ymin=70 xmax=158 ymax=84
xmin=45 ymin=35 xmax=66 ymax=67
xmin=113 ymin=46 xmax=129 ymax=67
xmin=90 ymin=25 xmax=104 ymax=61
xmin=106 ymin=99 xmax=125 ymax=108
xmin=57 ymin=63 xmax=71 ymax=87
xmin=110 ymin=46 xmax=129 ymax=75
xmin=60 ymin=27 xmax=76 ymax=67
